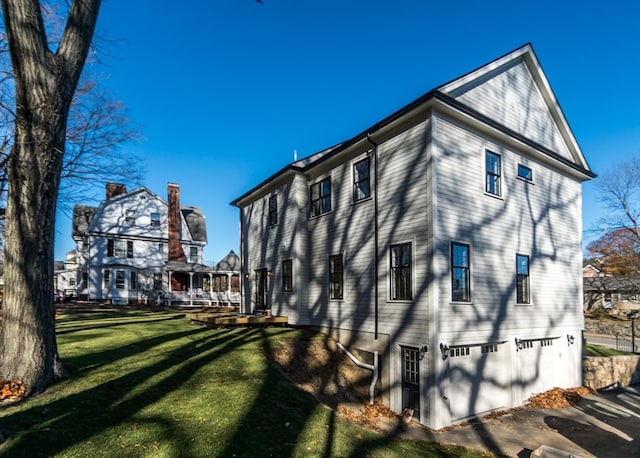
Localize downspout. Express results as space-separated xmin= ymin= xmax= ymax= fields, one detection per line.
xmin=366 ymin=133 xmax=379 ymax=339
xmin=336 ymin=342 xmax=379 ymax=405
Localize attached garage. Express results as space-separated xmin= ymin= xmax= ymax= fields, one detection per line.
xmin=447 ymin=342 xmax=511 ymax=422
xmin=513 ymin=337 xmax=570 ymax=403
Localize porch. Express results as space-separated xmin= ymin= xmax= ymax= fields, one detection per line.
xmin=160 ymin=290 xmax=241 ymax=307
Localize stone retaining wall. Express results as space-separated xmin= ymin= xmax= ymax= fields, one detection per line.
xmin=583 ymin=355 xmax=640 ymax=389
xmin=584 ymin=318 xmax=639 ymax=337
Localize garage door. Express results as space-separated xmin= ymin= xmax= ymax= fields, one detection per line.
xmin=448 ymin=342 xmax=511 ymax=421
xmin=515 ymin=337 xmax=566 ymax=403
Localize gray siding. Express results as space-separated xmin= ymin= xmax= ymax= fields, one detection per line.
xmin=241 ymin=177 xmax=303 ymax=322
xmin=433 ymin=116 xmax=583 ymax=341
xmin=450 ymin=59 xmax=572 ymax=161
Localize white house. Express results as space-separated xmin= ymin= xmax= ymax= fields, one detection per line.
xmin=54 ymin=250 xmax=80 ymax=299
xmin=73 ymin=182 xmax=213 ymax=305
xmin=231 ymin=44 xmax=594 ymax=429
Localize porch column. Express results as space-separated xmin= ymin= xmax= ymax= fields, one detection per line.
xmin=167 ymin=270 xmax=173 ymax=305
xmin=189 ymin=272 xmax=194 ymax=306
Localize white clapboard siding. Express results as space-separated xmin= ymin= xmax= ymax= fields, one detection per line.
xmin=433 ymin=117 xmax=583 ymax=340
xmin=450 ymin=59 xmax=572 ymax=161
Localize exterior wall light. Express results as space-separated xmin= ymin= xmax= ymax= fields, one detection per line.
xmin=419 ymin=345 xmax=428 ymax=360
xmin=567 ymin=334 xmax=575 ymax=345
xmin=515 ymin=337 xmax=523 ymax=351
xmin=439 ymin=343 xmax=449 ymax=360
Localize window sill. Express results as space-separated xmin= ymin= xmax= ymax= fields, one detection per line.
xmin=308 ymin=210 xmax=334 ymax=221
xmin=516 ymin=176 xmax=534 ymax=185
xmin=484 ymin=192 xmax=504 ymax=201
xmin=352 ymin=196 xmax=373 ymax=206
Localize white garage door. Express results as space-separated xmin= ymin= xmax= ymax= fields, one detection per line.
xmin=515 ymin=337 xmax=566 ymax=403
xmin=448 ymin=342 xmax=511 ymax=421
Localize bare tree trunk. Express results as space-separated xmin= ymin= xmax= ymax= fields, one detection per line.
xmin=0 ymin=0 xmax=102 ymax=394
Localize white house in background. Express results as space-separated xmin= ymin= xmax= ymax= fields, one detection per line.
xmin=73 ymin=182 xmax=212 ymax=305
xmin=232 ymin=44 xmax=594 ymax=429
xmin=54 ymin=250 xmax=80 ymax=299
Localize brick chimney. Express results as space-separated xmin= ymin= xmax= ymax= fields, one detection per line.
xmin=167 ymin=183 xmax=186 ymax=262
xmin=106 ymin=182 xmax=126 ymax=199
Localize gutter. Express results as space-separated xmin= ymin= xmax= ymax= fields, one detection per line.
xmin=336 ymin=342 xmax=379 ymax=406
xmin=366 ymin=133 xmax=379 ymax=339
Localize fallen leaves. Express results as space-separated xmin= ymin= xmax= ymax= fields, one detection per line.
xmin=338 ymin=401 xmax=396 ymax=428
xmin=525 ymin=386 xmax=595 ymax=409
xmin=0 ymin=379 xmax=26 ymax=402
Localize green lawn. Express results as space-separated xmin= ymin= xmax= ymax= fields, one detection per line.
xmin=0 ymin=310 xmax=489 ymax=457
xmin=584 ymin=343 xmax=633 ymax=357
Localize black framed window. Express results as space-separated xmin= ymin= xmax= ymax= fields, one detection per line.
xmin=268 ymin=195 xmax=278 ymax=226
xmin=103 ymin=269 xmax=110 ymax=288
xmin=451 ymin=242 xmax=470 ymax=302
xmin=517 ymin=164 xmax=533 ymax=182
xmin=283 ymin=259 xmax=293 ymax=292
xmin=310 ymin=177 xmax=331 ymax=217
xmin=353 ymin=157 xmax=370 ymax=202
xmin=130 ymin=271 xmax=138 ymax=290
xmin=486 ymin=151 xmax=501 ymax=196
xmin=390 ymin=243 xmax=412 ymax=300
xmin=150 ymin=212 xmax=161 ymax=226
xmin=329 ymin=254 xmax=343 ymax=299
xmin=516 ymin=254 xmax=530 ymax=304
xmin=108 ymin=239 xmax=133 ymax=258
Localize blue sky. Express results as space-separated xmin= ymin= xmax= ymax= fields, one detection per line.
xmin=53 ymin=0 xmax=640 ymax=264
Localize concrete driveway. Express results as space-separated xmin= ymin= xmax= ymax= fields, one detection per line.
xmin=383 ymin=386 xmax=640 ymax=457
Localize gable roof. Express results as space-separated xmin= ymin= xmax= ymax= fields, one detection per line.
xmin=72 ymin=185 xmax=207 ymax=242
xmin=214 ymin=250 xmax=240 ymax=272
xmin=231 ymin=44 xmax=594 ymax=208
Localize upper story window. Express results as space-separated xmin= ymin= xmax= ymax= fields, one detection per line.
xmin=268 ymin=195 xmax=278 ymax=226
xmin=310 ymin=177 xmax=331 ymax=217
xmin=125 ymin=209 xmax=136 ymax=225
xmin=353 ymin=157 xmax=370 ymax=202
xmin=108 ymin=239 xmax=133 ymax=258
xmin=329 ymin=254 xmax=343 ymax=299
xmin=390 ymin=243 xmax=412 ymax=300
xmin=282 ymin=259 xmax=293 ymax=292
xmin=189 ymin=247 xmax=198 ymax=263
xmin=517 ymin=164 xmax=533 ymax=182
xmin=485 ymin=151 xmax=501 ymax=196
xmin=451 ymin=242 xmax=470 ymax=302
xmin=516 ymin=254 xmax=530 ymax=304
xmin=150 ymin=212 xmax=161 ymax=227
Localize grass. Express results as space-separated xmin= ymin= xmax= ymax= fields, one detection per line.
xmin=0 ymin=310 xmax=490 ymax=457
xmin=584 ymin=343 xmax=633 ymax=357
